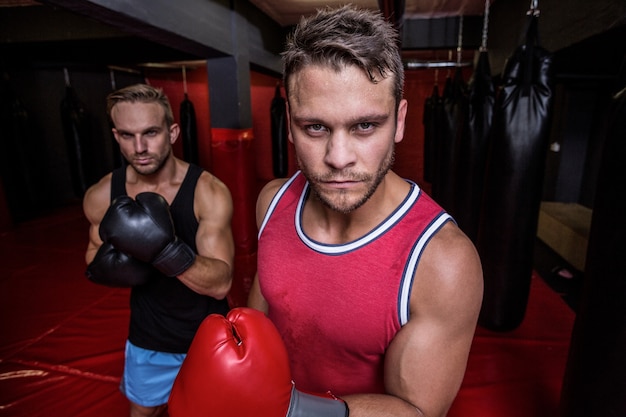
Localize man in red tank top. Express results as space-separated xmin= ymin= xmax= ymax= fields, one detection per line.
xmin=247 ymin=5 xmax=484 ymax=417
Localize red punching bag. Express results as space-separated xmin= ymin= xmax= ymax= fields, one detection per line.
xmin=477 ymin=10 xmax=554 ymax=331
xmin=211 ymin=128 xmax=257 ymax=307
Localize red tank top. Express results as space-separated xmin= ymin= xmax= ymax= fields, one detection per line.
xmin=257 ymin=172 xmax=451 ymax=395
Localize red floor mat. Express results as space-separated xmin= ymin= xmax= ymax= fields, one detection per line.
xmin=449 ymin=273 xmax=575 ymax=417
xmin=0 ymin=205 xmax=575 ymax=417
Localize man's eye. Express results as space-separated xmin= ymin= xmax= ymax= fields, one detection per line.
xmin=305 ymin=124 xmax=326 ymax=134
xmin=357 ymin=122 xmax=374 ymax=131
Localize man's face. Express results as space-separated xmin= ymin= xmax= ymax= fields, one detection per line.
xmin=110 ymin=101 xmax=178 ymax=176
xmin=287 ymin=64 xmax=407 ymax=213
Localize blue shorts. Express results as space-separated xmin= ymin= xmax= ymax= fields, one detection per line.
xmin=120 ymin=340 xmax=186 ymax=407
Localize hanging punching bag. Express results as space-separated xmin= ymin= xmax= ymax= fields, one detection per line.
xmin=270 ymin=84 xmax=288 ymax=178
xmin=180 ymin=93 xmax=199 ymax=165
xmin=435 ymin=67 xmax=467 ymax=215
xmin=0 ymin=80 xmax=41 ymax=221
xmin=431 ymin=76 xmax=450 ymax=201
xmin=453 ymin=50 xmax=495 ymax=242
xmin=422 ymin=83 xmax=440 ymax=184
xmin=60 ymin=73 xmax=95 ymax=198
xmin=559 ymin=87 xmax=626 ymax=417
xmin=108 ymin=70 xmax=124 ymax=169
xmin=477 ymin=12 xmax=554 ymax=331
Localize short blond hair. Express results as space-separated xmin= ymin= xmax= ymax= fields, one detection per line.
xmin=106 ymin=83 xmax=175 ymax=128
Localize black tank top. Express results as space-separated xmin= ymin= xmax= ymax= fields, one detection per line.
xmin=110 ymin=164 xmax=230 ymax=353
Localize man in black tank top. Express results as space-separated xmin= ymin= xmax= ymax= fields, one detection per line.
xmin=82 ymin=84 xmax=234 ymax=417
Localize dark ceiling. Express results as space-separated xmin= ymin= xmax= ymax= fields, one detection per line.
xmin=0 ymin=1 xmax=624 ymax=82
xmin=0 ymin=2 xmax=211 ymax=70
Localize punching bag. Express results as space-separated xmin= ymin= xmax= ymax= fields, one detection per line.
xmin=434 ymin=67 xmax=467 ymax=215
xmin=108 ymin=70 xmax=124 ymax=168
xmin=60 ymin=73 xmax=95 ymax=197
xmin=270 ymin=84 xmax=288 ymax=178
xmin=211 ymin=128 xmax=257 ymax=307
xmin=0 ymin=80 xmax=41 ymax=221
xmin=559 ymin=87 xmax=626 ymax=417
xmin=431 ymin=76 xmax=450 ymax=202
xmin=422 ymin=84 xmax=440 ymax=184
xmin=180 ymin=93 xmax=199 ymax=165
xmin=453 ymin=50 xmax=495 ymax=242
xmin=477 ymin=12 xmax=554 ymax=331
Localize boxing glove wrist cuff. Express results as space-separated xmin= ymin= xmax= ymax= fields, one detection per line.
xmin=288 ymin=386 xmax=349 ymax=417
xmin=152 ymin=238 xmax=196 ymax=277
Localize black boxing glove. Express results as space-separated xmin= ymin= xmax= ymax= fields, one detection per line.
xmin=86 ymin=242 xmax=154 ymax=287
xmin=99 ymin=192 xmax=195 ymax=277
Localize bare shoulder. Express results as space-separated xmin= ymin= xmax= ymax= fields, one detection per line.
xmin=195 ymin=171 xmax=234 ymax=220
xmin=82 ymin=173 xmax=112 ymax=225
xmin=197 ymin=171 xmax=232 ymax=199
xmin=256 ymin=178 xmax=289 ymax=223
xmin=413 ymin=221 xmax=483 ymax=313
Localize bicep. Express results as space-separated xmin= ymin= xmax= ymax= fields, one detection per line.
xmin=195 ymin=179 xmax=235 ymax=268
xmin=82 ymin=180 xmax=110 ymax=264
xmin=384 ymin=310 xmax=477 ymax=417
xmin=384 ymin=226 xmax=483 ymax=416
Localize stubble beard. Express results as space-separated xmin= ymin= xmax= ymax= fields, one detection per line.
xmin=127 ymin=148 xmax=170 ymax=176
xmin=302 ymin=150 xmax=395 ymax=214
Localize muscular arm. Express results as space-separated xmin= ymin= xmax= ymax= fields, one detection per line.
xmin=343 ymin=223 xmax=483 ymax=417
xmin=177 ymin=172 xmax=234 ymax=300
xmin=247 ymin=178 xmax=287 ymax=312
xmin=83 ymin=174 xmax=112 ymax=264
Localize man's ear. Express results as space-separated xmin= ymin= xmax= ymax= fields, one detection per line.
xmin=286 ymin=101 xmax=294 ymax=144
xmin=394 ymin=99 xmax=408 ymax=144
xmin=169 ymin=123 xmax=180 ymax=144
xmin=111 ymin=128 xmax=121 ymax=144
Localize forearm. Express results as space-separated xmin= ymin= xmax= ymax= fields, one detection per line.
xmin=342 ymin=394 xmax=424 ymax=417
xmin=177 ymin=255 xmax=232 ymax=299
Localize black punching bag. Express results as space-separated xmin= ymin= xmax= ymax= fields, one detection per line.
xmin=477 ymin=13 xmax=554 ymax=331
xmin=270 ymin=84 xmax=288 ymax=178
xmin=180 ymin=93 xmax=199 ymax=165
xmin=434 ymin=68 xmax=467 ymax=214
xmin=559 ymin=87 xmax=626 ymax=417
xmin=422 ymin=84 xmax=440 ymax=184
xmin=60 ymin=75 xmax=95 ymax=198
xmin=0 ymin=79 xmax=42 ymax=221
xmin=454 ymin=50 xmax=495 ymax=242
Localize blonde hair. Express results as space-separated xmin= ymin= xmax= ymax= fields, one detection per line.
xmin=106 ymin=83 xmax=174 ymax=128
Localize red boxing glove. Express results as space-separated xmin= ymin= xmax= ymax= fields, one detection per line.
xmin=168 ymin=307 xmax=348 ymax=417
